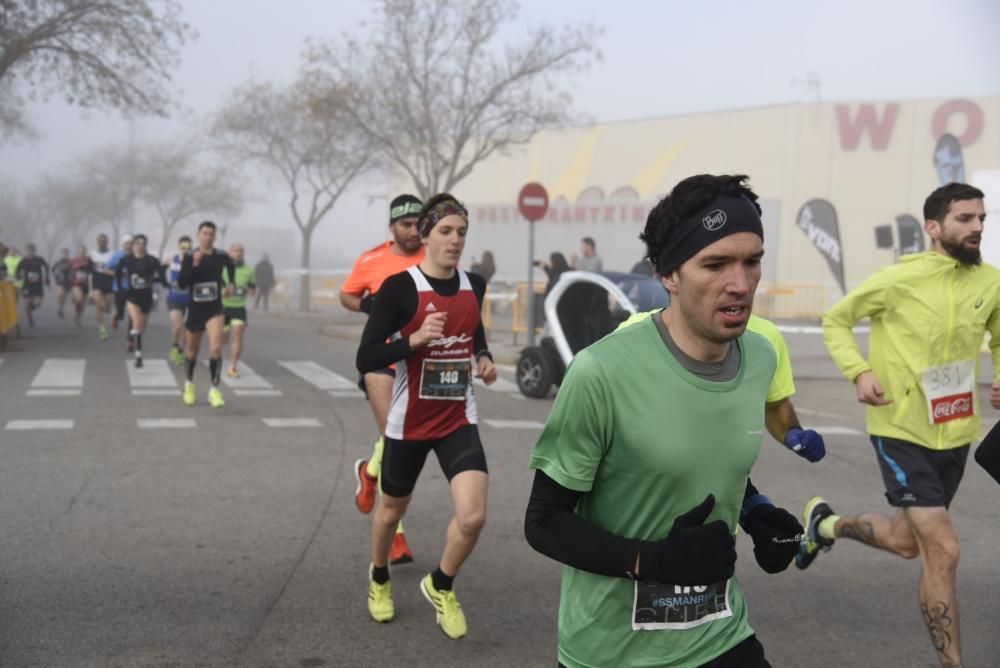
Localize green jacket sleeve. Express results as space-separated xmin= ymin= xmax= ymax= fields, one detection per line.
xmin=986 ymin=285 xmax=1000 ymax=381
xmin=822 ymin=269 xmax=891 ymax=382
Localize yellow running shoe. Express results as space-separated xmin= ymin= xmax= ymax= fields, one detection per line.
xmin=420 ymin=574 xmax=466 ymax=639
xmin=182 ymin=382 xmax=196 ymax=406
xmin=98 ymin=325 xmax=109 ymax=341
xmin=207 ymin=386 xmax=225 ymax=408
xmin=226 ymin=367 xmax=240 ymax=378
xmin=368 ymin=564 xmax=394 ymax=623
xmin=170 ymin=347 xmax=184 ymax=366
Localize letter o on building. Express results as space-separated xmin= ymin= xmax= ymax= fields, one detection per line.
xmin=932 ymin=99 xmax=983 ymax=147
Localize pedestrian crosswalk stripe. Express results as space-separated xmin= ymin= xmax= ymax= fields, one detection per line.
xmin=132 ymin=389 xmax=182 ymax=397
xmin=5 ymin=419 xmax=75 ymax=430
xmin=263 ymin=417 xmax=323 ymax=428
xmin=210 ymin=360 xmax=279 ymax=391
xmin=278 ymin=361 xmax=356 ymax=391
xmin=474 ymin=377 xmax=519 ymax=394
xmin=811 ymin=426 xmax=864 ymax=436
xmin=127 ymin=359 xmax=178 ymax=389
xmin=31 ymin=358 xmax=85 ymax=389
xmin=329 ymin=389 xmax=365 ymax=399
xmin=26 ymin=389 xmax=81 ymax=397
xmin=482 ymin=419 xmax=545 ymax=429
xmin=235 ymin=389 xmax=283 ymax=397
xmin=138 ymin=418 xmax=197 ymax=429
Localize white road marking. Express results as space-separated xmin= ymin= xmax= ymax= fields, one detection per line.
xmin=131 ymin=389 xmax=182 ymax=397
xmin=26 ymin=389 xmax=81 ymax=397
xmin=5 ymin=419 xmax=74 ymax=430
xmin=127 ymin=359 xmax=178 ymax=388
xmin=31 ymin=358 xmax=86 ymax=388
xmin=796 ymin=407 xmax=851 ymax=420
xmin=263 ymin=417 xmax=323 ymax=428
xmin=483 ymin=419 xmax=545 ymax=429
xmin=812 ymin=426 xmax=864 ymax=436
xmin=209 ymin=360 xmax=278 ymax=391
xmin=474 ymin=377 xmax=519 ymax=394
xmin=329 ymin=389 xmax=365 ymax=399
xmin=235 ymin=389 xmax=283 ymax=397
xmin=279 ymin=360 xmax=356 ymax=390
xmin=137 ymin=418 xmax=197 ymax=429
xmin=777 ymin=325 xmax=870 ymax=335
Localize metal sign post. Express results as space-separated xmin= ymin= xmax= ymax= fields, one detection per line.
xmin=518 ymin=183 xmax=549 ymax=346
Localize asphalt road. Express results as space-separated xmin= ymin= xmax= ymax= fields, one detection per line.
xmin=1 ymin=301 xmax=998 ymax=667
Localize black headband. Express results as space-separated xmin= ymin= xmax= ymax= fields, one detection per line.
xmin=419 ymin=200 xmax=468 ymax=237
xmin=656 ymin=194 xmax=763 ymax=273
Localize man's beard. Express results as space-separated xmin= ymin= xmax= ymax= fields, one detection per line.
xmin=940 ymin=237 xmax=981 ymax=266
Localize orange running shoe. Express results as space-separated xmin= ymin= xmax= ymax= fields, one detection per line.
xmin=389 ymin=532 xmax=414 ymax=565
xmin=353 ymin=458 xmax=378 ymax=514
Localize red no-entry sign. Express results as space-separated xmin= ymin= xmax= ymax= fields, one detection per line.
xmin=518 ymin=182 xmax=549 ymax=222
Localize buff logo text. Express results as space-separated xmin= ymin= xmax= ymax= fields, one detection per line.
xmin=703 ymin=210 xmax=727 ymax=231
xmin=427 ymin=334 xmax=472 ymax=349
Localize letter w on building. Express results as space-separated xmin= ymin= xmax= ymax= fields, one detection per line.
xmin=835 ymin=103 xmax=900 ymax=150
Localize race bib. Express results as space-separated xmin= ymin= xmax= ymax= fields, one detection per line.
xmin=131 ymin=273 xmax=149 ymax=289
xmin=95 ymin=262 xmax=106 ymax=271
xmin=921 ymin=360 xmax=976 ymax=425
xmin=234 ymin=287 xmax=246 ymax=297
xmin=75 ymin=270 xmax=89 ymax=282
xmin=632 ymin=580 xmax=732 ymax=631
xmin=193 ymin=282 xmax=219 ymax=302
xmin=419 ymin=359 xmax=470 ymax=400
xmin=26 ymin=271 xmax=40 ymax=283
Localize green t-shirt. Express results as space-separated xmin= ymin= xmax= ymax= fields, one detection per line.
xmin=222 ymin=265 xmax=255 ymax=308
xmin=617 ymin=310 xmax=795 ymax=403
xmin=529 ymin=316 xmax=776 ymax=668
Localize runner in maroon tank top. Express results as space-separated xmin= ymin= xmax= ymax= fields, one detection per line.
xmin=356 ymin=193 xmax=496 ymax=640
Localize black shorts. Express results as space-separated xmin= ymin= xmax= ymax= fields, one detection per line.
xmin=185 ymin=305 xmax=224 ymax=333
xmin=127 ymin=291 xmax=153 ymax=314
xmin=381 ymin=424 xmax=488 ymax=498
xmin=166 ymin=297 xmax=189 ymax=313
xmin=223 ymin=307 xmax=248 ymax=327
xmin=93 ymin=275 xmax=114 ymax=294
xmin=21 ymin=284 xmax=43 ymax=299
xmin=558 ymin=635 xmax=769 ymax=668
xmin=73 ymin=284 xmax=89 ymax=296
xmin=357 ymin=367 xmax=396 ymax=398
xmin=871 ymin=436 xmax=969 ymax=508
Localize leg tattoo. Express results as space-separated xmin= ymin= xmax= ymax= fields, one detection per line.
xmin=840 ymin=520 xmax=876 ymax=545
xmin=920 ymin=600 xmax=954 ymax=655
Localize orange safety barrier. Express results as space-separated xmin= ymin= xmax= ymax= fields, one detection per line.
xmin=753 ymin=283 xmax=833 ymax=320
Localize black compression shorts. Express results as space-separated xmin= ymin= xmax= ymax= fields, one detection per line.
xmin=357 ymin=367 xmax=396 ymax=398
xmin=381 ymin=424 xmax=487 ymax=498
xmin=92 ymin=274 xmax=114 ymax=294
xmin=127 ymin=291 xmax=153 ymax=314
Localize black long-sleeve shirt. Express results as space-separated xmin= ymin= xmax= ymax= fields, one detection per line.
xmin=178 ymin=249 xmax=235 ymax=306
xmin=17 ymin=257 xmax=50 ymax=286
xmin=356 ymin=269 xmax=489 ymax=373
xmin=115 ymin=255 xmax=167 ymax=294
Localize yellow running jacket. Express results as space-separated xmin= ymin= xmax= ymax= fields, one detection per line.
xmin=823 ymin=251 xmax=1000 ymax=450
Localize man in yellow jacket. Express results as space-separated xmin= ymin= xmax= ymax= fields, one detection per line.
xmin=800 ymin=182 xmax=999 ymax=668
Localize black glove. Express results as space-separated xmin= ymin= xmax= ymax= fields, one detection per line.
xmin=360 ymin=293 xmax=375 ymax=314
xmin=745 ymin=505 xmax=803 ymax=574
xmin=637 ymin=494 xmax=736 ymax=585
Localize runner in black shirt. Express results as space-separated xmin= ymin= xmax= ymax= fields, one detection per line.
xmin=115 ymin=234 xmax=167 ymax=368
xmin=16 ymin=244 xmax=50 ymax=327
xmin=177 ymin=221 xmax=235 ymax=408
xmin=52 ymin=248 xmax=72 ymax=318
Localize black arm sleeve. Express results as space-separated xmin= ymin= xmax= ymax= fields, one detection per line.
xmin=524 ymin=469 xmax=642 ymax=579
xmin=178 ymin=253 xmax=194 ymax=289
xmin=156 ymin=259 xmax=169 ymax=287
xmin=356 ymin=273 xmax=417 ymax=373
xmin=469 ymin=273 xmax=489 ymax=355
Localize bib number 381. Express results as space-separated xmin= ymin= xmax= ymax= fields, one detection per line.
xmin=419 ymin=359 xmax=470 ymax=400
xmin=921 ymin=360 xmax=975 ymax=425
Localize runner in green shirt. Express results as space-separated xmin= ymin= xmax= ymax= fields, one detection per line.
xmin=221 ymin=243 xmax=256 ymax=378
xmin=525 ymin=174 xmax=803 ymax=668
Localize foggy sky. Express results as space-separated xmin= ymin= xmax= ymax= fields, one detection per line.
xmin=2 ymin=0 xmax=998 ymax=267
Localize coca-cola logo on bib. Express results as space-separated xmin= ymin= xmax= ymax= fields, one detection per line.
xmin=930 ymin=393 xmax=973 ymax=424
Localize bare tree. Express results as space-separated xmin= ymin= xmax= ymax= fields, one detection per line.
xmin=305 ymin=0 xmax=599 ymax=199
xmin=212 ymin=78 xmax=373 ymax=311
xmin=0 ymin=0 xmax=193 ymax=134
xmin=77 ymin=145 xmax=140 ymax=246
xmin=135 ymin=141 xmax=244 ymax=259
xmin=29 ymin=175 xmax=100 ymax=260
